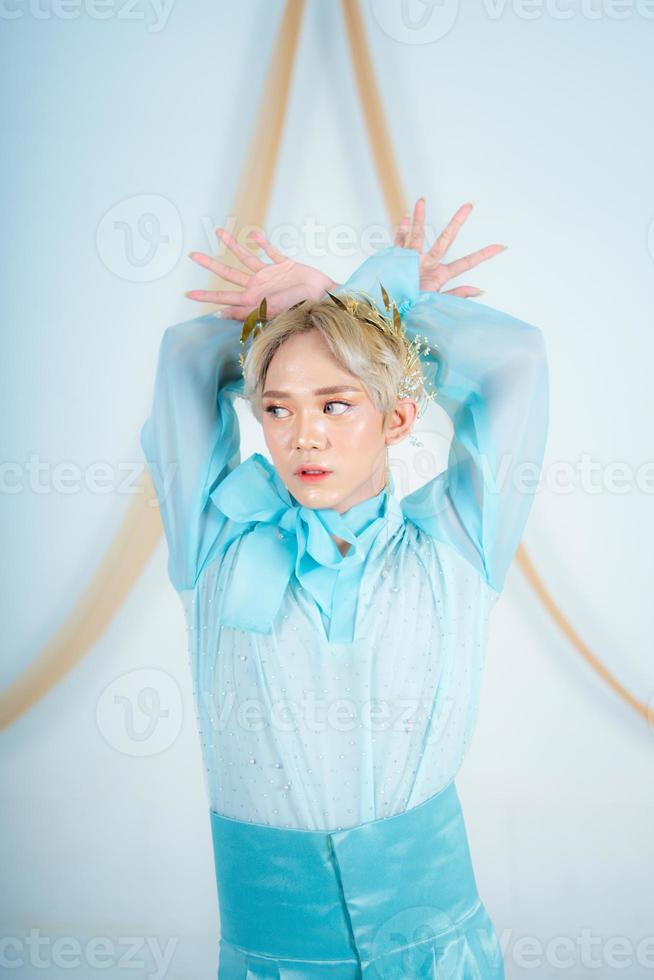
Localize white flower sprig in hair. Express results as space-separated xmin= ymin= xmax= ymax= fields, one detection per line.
xmin=324 ymin=282 xmax=439 ymax=419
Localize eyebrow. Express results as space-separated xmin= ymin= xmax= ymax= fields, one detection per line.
xmin=262 ymin=385 xmax=363 ymax=398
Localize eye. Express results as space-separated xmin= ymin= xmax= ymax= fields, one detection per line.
xmin=324 ymin=400 xmax=352 ymax=415
xmin=264 ymin=400 xmax=352 ymax=419
xmin=264 ymin=405 xmax=290 ymax=419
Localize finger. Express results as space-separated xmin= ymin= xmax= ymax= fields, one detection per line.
xmin=247 ymin=229 xmax=288 ymax=264
xmin=215 ymin=227 xmax=266 ymax=272
xmin=441 ymin=285 xmax=485 ymax=298
xmin=184 ymin=289 xmax=222 ymax=303
xmin=408 ymin=197 xmax=426 ymax=251
xmin=394 ymin=214 xmax=410 ymax=247
xmin=184 ymin=288 xmax=252 ymax=305
xmin=188 ymin=251 xmax=249 ymax=288
xmin=214 ymin=305 xmax=248 ymax=321
xmin=428 ymin=202 xmax=474 ymax=263
xmin=441 ymin=243 xmax=506 ymax=280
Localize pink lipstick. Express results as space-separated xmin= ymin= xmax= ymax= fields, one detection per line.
xmin=294 ymin=467 xmax=332 ymax=483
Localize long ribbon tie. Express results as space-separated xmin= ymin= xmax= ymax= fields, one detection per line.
xmin=209 ymin=453 xmax=387 ymax=642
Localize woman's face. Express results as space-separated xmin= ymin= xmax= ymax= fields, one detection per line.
xmin=261 ymin=329 xmax=415 ymax=514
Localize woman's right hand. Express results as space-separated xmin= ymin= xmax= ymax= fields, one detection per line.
xmin=186 ymin=227 xmax=337 ymax=321
xmin=395 ymin=198 xmax=507 ymax=298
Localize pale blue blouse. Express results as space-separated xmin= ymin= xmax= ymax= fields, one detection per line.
xmin=140 ymin=245 xmax=549 ymax=831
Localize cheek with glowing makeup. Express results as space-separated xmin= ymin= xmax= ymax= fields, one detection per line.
xmin=262 ymin=400 xmax=388 ymax=509
xmin=258 ymin=330 xmax=390 ymax=510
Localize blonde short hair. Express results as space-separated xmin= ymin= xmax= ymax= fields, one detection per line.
xmin=241 ymin=294 xmax=425 ymax=427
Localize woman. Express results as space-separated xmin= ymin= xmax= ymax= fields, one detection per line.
xmin=141 ymin=199 xmax=549 ymax=978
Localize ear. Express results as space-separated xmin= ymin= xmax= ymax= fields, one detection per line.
xmin=384 ymin=398 xmax=419 ymax=447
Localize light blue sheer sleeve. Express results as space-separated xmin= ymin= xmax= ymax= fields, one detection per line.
xmin=338 ymin=245 xmax=549 ymax=594
xmin=140 ymin=313 xmax=245 ymax=592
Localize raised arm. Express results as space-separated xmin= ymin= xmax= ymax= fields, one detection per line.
xmin=337 ymin=243 xmax=549 ymax=594
xmin=140 ymin=316 xmax=245 ymax=592
xmin=143 ymin=227 xmax=339 ymax=591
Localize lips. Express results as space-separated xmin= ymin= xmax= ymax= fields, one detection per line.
xmin=294 ymin=466 xmax=332 ymax=475
xmin=294 ymin=466 xmax=332 ymax=482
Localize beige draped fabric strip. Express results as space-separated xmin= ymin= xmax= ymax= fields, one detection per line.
xmin=339 ymin=0 xmax=406 ymax=224
xmin=1 ymin=0 xmax=648 ymax=730
xmin=199 ymin=0 xmax=308 ymax=313
xmin=516 ymin=544 xmax=651 ymax=723
xmin=0 ymin=0 xmax=307 ymax=729
xmin=0 ymin=500 xmax=162 ymax=727
xmin=338 ymin=0 xmax=649 ymax=726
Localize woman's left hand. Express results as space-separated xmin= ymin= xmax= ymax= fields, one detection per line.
xmin=395 ymin=198 xmax=507 ymax=298
xmin=186 ymin=227 xmax=336 ymax=320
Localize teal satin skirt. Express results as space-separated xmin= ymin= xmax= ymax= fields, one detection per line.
xmin=209 ymin=780 xmax=505 ymax=979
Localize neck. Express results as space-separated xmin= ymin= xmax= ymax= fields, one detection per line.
xmin=332 ymin=466 xmax=387 ymax=516
xmin=332 ymin=535 xmax=352 ymax=557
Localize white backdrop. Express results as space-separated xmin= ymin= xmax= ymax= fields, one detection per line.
xmin=2 ymin=1 xmax=653 ymax=977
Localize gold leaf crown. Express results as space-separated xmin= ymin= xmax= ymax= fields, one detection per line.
xmin=238 ymin=282 xmax=439 ymax=417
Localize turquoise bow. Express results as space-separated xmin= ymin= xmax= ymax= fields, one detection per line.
xmin=209 ymin=453 xmax=397 ymax=643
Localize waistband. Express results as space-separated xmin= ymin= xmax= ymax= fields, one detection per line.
xmin=209 ymin=780 xmax=505 ymax=979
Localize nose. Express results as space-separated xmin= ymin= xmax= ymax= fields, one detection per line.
xmin=294 ymin=408 xmax=327 ymax=450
